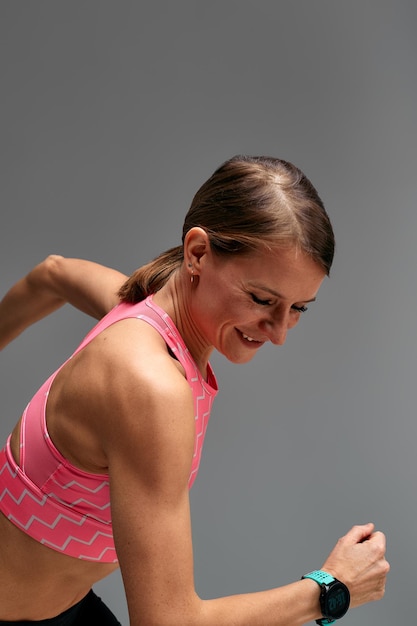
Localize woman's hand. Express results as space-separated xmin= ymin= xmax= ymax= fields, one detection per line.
xmin=321 ymin=523 xmax=389 ymax=608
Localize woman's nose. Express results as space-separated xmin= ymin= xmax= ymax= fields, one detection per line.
xmin=261 ymin=315 xmax=290 ymax=346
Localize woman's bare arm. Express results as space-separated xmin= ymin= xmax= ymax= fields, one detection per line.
xmin=97 ymin=324 xmax=389 ymax=626
xmin=0 ymin=255 xmax=127 ymax=350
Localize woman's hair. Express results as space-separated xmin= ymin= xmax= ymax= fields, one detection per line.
xmin=118 ymin=155 xmax=335 ymax=303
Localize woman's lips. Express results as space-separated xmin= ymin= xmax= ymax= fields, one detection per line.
xmin=237 ymin=329 xmax=265 ymax=347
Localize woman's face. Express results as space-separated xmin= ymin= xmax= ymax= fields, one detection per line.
xmin=191 ymin=244 xmax=326 ymax=364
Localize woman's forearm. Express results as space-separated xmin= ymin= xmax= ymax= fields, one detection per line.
xmin=0 ymin=255 xmax=127 ymax=350
xmin=196 ymin=578 xmax=320 ymax=626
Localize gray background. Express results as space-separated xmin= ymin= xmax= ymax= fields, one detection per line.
xmin=1 ymin=2 xmax=416 ymax=624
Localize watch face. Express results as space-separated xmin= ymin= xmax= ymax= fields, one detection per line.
xmin=322 ymin=581 xmax=350 ymax=619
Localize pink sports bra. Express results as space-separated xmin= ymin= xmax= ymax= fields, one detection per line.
xmin=0 ymin=296 xmax=218 ymax=563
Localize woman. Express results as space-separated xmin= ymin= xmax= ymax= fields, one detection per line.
xmin=0 ymin=155 xmax=388 ymax=625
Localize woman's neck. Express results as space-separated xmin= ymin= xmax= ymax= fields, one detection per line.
xmin=152 ymin=272 xmax=213 ymax=379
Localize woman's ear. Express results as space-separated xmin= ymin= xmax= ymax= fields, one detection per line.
xmin=183 ymin=227 xmax=211 ymax=272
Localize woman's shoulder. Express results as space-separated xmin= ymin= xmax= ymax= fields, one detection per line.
xmin=51 ymin=314 xmax=194 ymax=471
xmin=91 ymin=318 xmax=195 ymax=470
xmin=74 ymin=313 xmax=187 ymax=396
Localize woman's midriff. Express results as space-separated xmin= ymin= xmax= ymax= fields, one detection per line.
xmin=0 ymin=509 xmax=118 ymax=620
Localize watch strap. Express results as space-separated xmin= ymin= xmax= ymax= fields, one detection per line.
xmin=302 ymin=570 xmax=336 ymax=585
xmin=302 ymin=570 xmax=337 ymax=625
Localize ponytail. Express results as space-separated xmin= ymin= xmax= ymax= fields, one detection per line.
xmin=118 ymin=245 xmax=184 ymax=303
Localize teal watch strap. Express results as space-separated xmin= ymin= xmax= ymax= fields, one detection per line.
xmin=302 ymin=570 xmax=336 ymax=585
xmin=302 ymin=570 xmax=336 ymax=625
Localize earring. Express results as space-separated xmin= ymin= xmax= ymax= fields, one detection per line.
xmin=188 ymin=263 xmax=194 ymax=283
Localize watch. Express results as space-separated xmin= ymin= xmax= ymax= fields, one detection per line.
xmin=302 ymin=570 xmax=350 ymax=625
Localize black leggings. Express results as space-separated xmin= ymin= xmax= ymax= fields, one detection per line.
xmin=0 ymin=590 xmax=122 ymax=625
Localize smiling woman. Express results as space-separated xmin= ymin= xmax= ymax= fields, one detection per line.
xmin=181 ymin=242 xmax=325 ymax=363
xmin=0 ymin=156 xmax=389 ymax=625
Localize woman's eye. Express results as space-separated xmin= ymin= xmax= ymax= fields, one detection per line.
xmin=251 ymin=294 xmax=272 ymax=306
xmin=291 ymin=304 xmax=308 ymax=313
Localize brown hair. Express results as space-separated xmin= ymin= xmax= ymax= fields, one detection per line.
xmin=118 ymin=155 xmax=335 ymax=303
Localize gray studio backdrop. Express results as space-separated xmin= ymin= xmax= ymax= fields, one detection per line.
xmin=1 ymin=2 xmax=416 ymax=624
